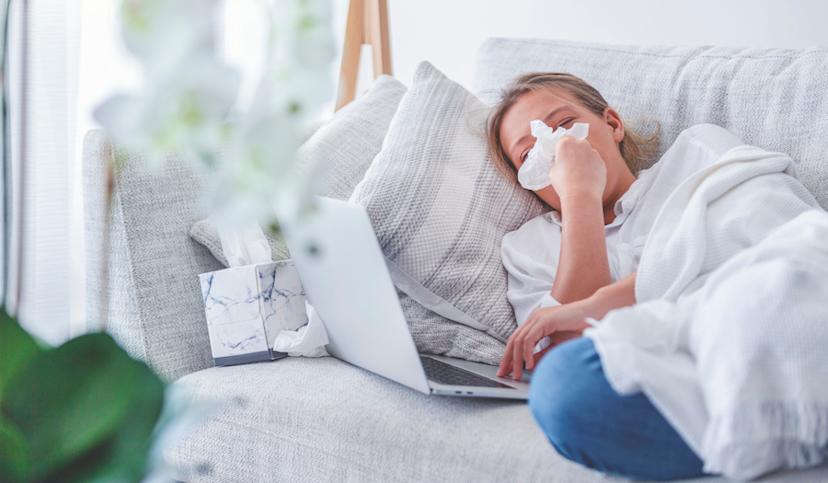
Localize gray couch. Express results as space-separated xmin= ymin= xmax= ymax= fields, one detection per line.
xmin=84 ymin=38 xmax=828 ymax=482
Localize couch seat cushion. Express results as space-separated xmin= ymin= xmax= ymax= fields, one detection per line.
xmin=163 ymin=357 xmax=601 ymax=482
xmin=157 ymin=357 xmax=828 ymax=482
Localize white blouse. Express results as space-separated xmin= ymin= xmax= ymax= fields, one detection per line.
xmin=500 ymin=123 xmax=744 ymax=338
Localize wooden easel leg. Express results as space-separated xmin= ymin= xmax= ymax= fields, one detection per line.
xmin=365 ymin=0 xmax=392 ymax=78
xmin=336 ymin=0 xmax=364 ymax=111
xmin=335 ymin=0 xmax=393 ymax=111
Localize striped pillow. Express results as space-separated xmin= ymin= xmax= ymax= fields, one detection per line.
xmin=349 ymin=62 xmax=546 ymax=364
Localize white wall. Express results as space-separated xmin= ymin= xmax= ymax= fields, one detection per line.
xmin=366 ymin=0 xmax=828 ymax=92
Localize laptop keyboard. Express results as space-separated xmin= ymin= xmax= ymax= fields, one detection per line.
xmin=420 ymin=356 xmax=513 ymax=388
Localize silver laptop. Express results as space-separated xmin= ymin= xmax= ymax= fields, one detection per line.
xmin=277 ymin=196 xmax=530 ymax=399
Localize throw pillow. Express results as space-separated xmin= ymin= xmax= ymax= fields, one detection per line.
xmin=189 ymin=218 xmax=290 ymax=267
xmin=349 ymin=62 xmax=546 ymax=364
xmin=190 ymin=75 xmax=407 ymax=266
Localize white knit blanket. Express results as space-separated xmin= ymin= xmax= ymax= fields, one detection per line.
xmin=585 ymin=142 xmax=828 ymax=480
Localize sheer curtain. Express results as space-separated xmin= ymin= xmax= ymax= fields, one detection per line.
xmin=6 ymin=0 xmax=82 ymax=344
xmin=4 ymin=0 xmax=146 ymax=344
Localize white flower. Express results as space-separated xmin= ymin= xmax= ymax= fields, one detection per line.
xmin=246 ymin=66 xmax=333 ymax=136
xmin=96 ymin=0 xmax=336 ymax=232
xmin=94 ymin=54 xmax=240 ymax=171
xmin=203 ymin=111 xmax=305 ymax=226
xmin=267 ymin=0 xmax=336 ymax=69
xmin=120 ymin=0 xmax=218 ymax=74
xmin=252 ymin=0 xmax=336 ymax=124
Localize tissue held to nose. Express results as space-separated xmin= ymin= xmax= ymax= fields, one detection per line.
xmin=517 ymin=120 xmax=589 ymax=190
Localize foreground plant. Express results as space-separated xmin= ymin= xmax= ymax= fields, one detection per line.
xmin=0 ymin=309 xmax=166 ymax=482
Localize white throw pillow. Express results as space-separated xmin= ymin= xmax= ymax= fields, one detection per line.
xmin=349 ymin=62 xmax=546 ymax=364
xmin=190 ymin=75 xmax=407 ymax=266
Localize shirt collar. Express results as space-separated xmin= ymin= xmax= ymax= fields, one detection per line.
xmin=543 ymin=166 xmax=653 ymax=228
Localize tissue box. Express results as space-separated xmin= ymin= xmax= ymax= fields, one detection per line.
xmin=198 ymin=259 xmax=308 ymax=366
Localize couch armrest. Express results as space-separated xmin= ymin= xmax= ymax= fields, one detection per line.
xmin=83 ymin=129 xmax=223 ymax=381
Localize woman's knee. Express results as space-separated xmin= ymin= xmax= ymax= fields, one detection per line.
xmin=526 ymin=336 xmax=707 ymax=480
xmin=527 ymin=337 xmax=597 ymax=450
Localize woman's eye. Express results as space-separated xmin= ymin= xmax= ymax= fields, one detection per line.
xmin=558 ymin=117 xmax=575 ymax=128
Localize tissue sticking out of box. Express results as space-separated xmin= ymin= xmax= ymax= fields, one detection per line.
xmin=213 ymin=214 xmax=273 ymax=267
xmin=210 ymin=214 xmax=330 ymax=358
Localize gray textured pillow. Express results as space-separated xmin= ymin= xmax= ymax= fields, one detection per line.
xmin=189 ymin=219 xmax=290 ymax=267
xmin=190 ymin=75 xmax=407 ymax=267
xmin=349 ymin=62 xmax=546 ymax=364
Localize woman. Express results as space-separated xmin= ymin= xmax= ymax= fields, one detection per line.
xmin=486 ymin=72 xmax=722 ymax=480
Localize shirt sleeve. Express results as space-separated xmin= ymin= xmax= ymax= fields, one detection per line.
xmin=500 ymin=225 xmax=563 ymax=327
xmin=537 ymin=291 xmax=562 ymax=309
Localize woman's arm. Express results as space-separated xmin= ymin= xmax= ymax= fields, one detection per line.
xmin=550 ymin=191 xmax=612 ymax=303
xmin=498 ymin=271 xmax=637 ymax=380
xmin=585 ymin=271 xmax=636 ymax=317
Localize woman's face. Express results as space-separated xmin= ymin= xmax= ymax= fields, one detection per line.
xmin=499 ymin=87 xmax=629 ymax=212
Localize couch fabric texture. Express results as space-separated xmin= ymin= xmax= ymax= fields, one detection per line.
xmin=84 ymin=130 xmax=224 ymax=382
xmin=84 ymin=38 xmax=828 ymax=481
xmin=475 ymin=38 xmax=828 ymax=210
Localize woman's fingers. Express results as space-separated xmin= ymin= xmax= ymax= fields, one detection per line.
xmin=522 ymin=331 xmax=538 ymax=372
xmin=514 ymin=321 xmax=546 ymax=380
xmin=497 ymin=321 xmax=529 ymax=377
xmin=496 ymin=338 xmax=513 ymax=377
xmin=498 ymin=313 xmax=535 ymax=378
xmin=524 ymin=326 xmax=552 ymax=371
xmin=498 ymin=308 xmax=559 ymax=379
xmin=512 ymin=330 xmax=525 ymax=381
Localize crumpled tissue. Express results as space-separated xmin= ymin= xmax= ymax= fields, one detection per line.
xmin=214 ymin=216 xmax=329 ymax=358
xmin=517 ymin=120 xmax=589 ymax=190
xmin=272 ymin=302 xmax=329 ymax=357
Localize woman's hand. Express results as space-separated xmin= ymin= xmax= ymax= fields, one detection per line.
xmin=497 ymin=303 xmax=591 ymax=381
xmin=497 ymin=272 xmax=638 ymax=381
xmin=549 ymin=136 xmax=607 ymax=201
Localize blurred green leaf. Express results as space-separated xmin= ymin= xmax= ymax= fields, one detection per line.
xmin=45 ymin=358 xmax=165 ymax=483
xmin=0 ymin=416 xmax=29 ymax=483
xmin=0 ymin=307 xmax=42 ymax=402
xmin=3 ymin=333 xmax=165 ymax=481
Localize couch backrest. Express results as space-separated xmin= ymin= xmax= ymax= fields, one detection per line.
xmin=86 ymin=39 xmax=828 ymax=381
xmin=474 ymin=38 xmax=828 ymax=209
xmin=84 ymin=130 xmax=223 ymax=381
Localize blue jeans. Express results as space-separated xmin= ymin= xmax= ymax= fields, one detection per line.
xmin=528 ymin=337 xmax=706 ymax=481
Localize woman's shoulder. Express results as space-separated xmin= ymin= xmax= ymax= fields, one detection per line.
xmin=674 ymin=123 xmax=744 ymax=155
xmin=640 ymin=123 xmax=747 ymax=193
xmin=501 ymin=212 xmax=560 ymax=252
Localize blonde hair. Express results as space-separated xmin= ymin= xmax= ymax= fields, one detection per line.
xmin=486 ymin=72 xmax=660 ymax=186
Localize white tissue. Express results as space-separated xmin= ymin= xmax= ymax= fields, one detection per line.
xmin=517 ymin=120 xmax=589 ymax=190
xmin=212 ymin=215 xmax=330 ymax=358
xmin=212 ymin=215 xmax=273 ymax=267
xmin=273 ymin=302 xmax=329 ymax=357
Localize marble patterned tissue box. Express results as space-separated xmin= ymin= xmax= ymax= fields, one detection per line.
xmin=198 ymin=259 xmax=308 ymax=366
